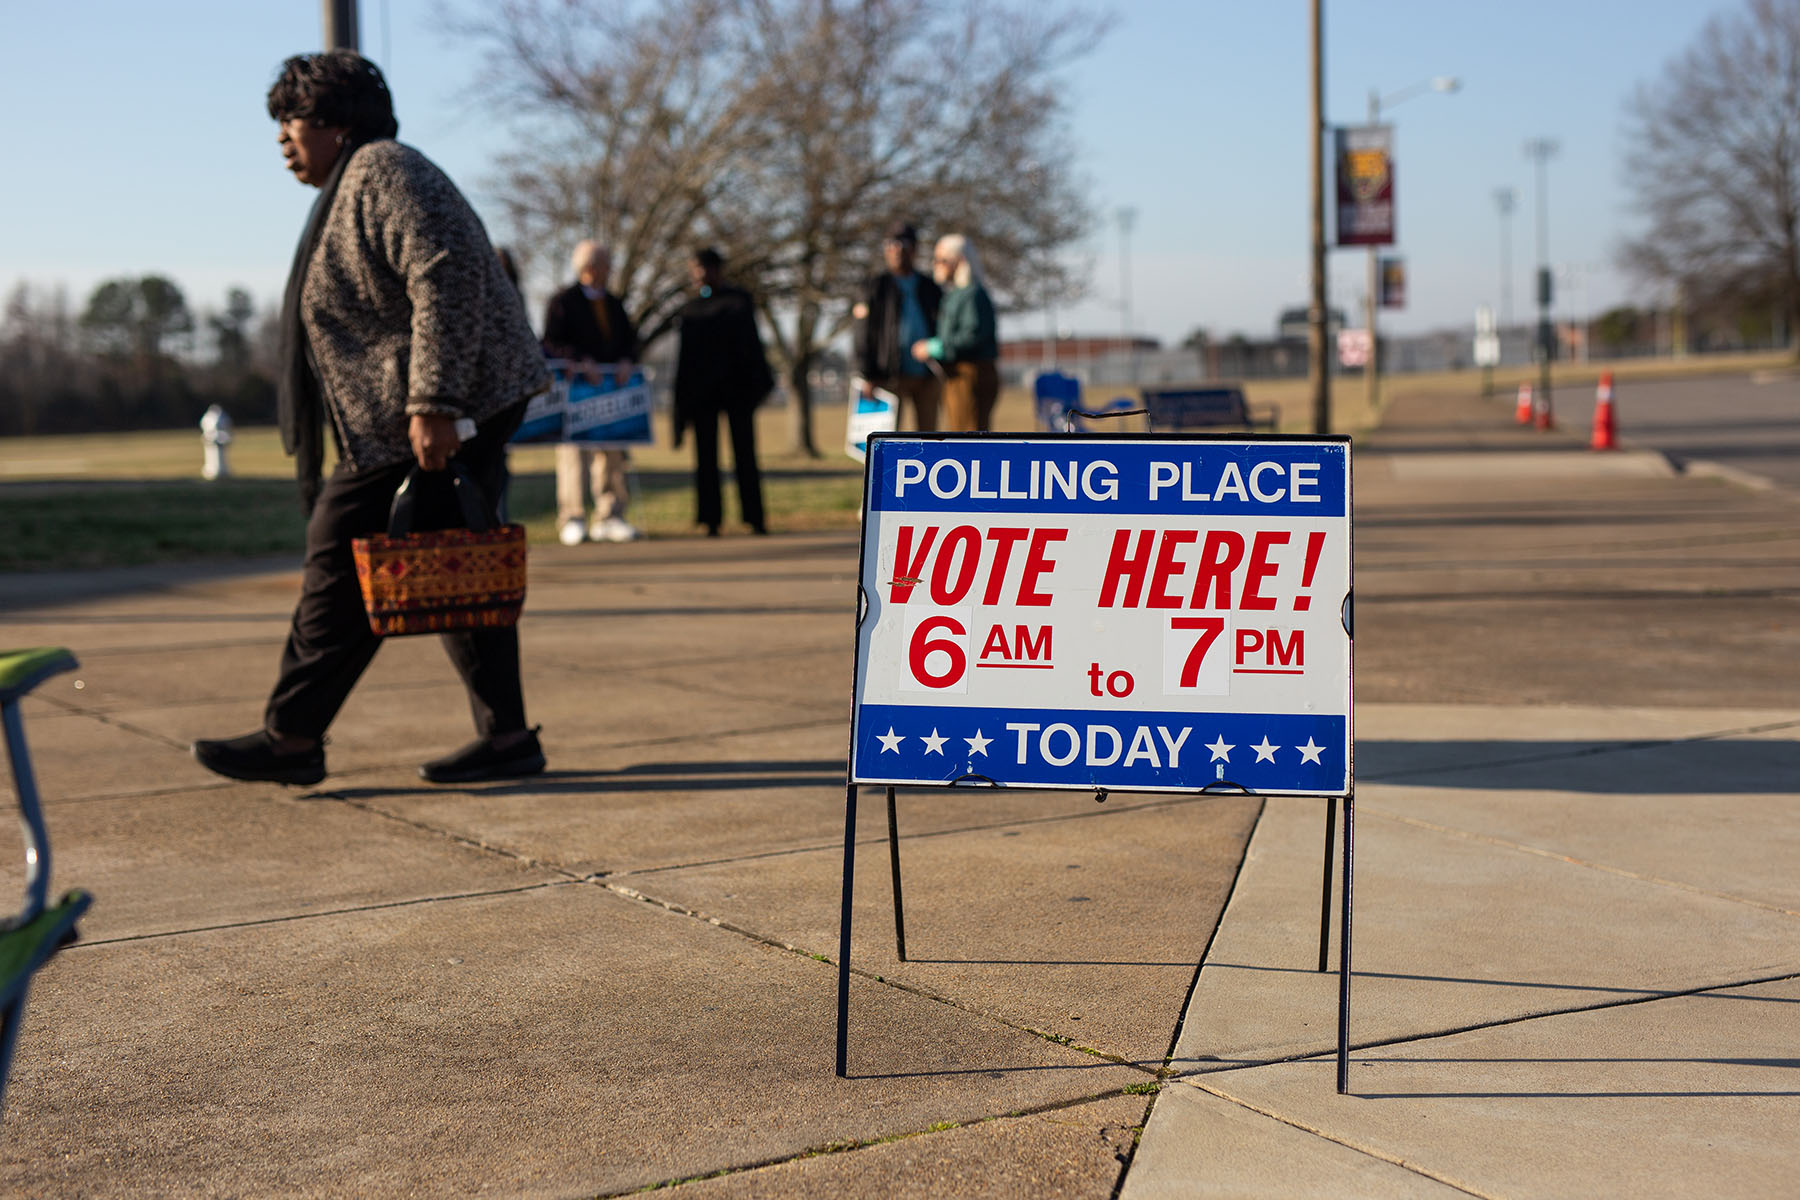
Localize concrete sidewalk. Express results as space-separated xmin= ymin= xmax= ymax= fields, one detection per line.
xmin=1125 ymin=389 xmax=1800 ymax=1198
xmin=1 ymin=384 xmax=1797 ymax=1196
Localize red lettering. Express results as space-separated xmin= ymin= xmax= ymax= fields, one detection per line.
xmin=888 ymin=525 xmax=938 ymax=603
xmin=1190 ymin=531 xmax=1245 ymax=609
xmin=1018 ymin=528 xmax=1066 ymax=607
xmin=929 ymin=525 xmax=981 ymax=604
xmin=1241 ymin=531 xmax=1289 ymax=611
xmin=982 ymin=527 xmax=1029 ymax=605
xmin=1148 ymin=530 xmax=1198 ymax=608
xmin=1098 ymin=529 xmax=1155 ymax=607
xmin=980 ymin=624 xmax=1013 ymax=660
xmin=1268 ymin=629 xmax=1304 ymax=666
xmin=1016 ymin=624 xmax=1051 ymax=660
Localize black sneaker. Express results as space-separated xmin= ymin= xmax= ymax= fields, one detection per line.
xmin=419 ymin=729 xmax=546 ymax=784
xmin=193 ymin=730 xmax=326 ymax=786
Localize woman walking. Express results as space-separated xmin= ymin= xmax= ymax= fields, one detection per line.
xmin=192 ymin=50 xmax=550 ymax=786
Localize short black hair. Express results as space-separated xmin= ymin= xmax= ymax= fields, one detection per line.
xmin=693 ymin=247 xmax=724 ymax=272
xmin=266 ymin=50 xmax=399 ymax=141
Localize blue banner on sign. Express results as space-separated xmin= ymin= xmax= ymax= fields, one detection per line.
xmin=867 ymin=438 xmax=1347 ymax=518
xmin=852 ymin=704 xmax=1347 ymax=795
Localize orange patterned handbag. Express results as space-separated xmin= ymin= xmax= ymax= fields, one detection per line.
xmin=351 ymin=463 xmax=527 ymax=636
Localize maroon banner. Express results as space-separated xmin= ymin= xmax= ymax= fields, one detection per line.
xmin=1335 ymin=125 xmax=1394 ymax=247
xmin=1379 ymin=257 xmax=1406 ymax=308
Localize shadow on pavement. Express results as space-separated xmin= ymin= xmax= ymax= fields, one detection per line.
xmin=1357 ymin=738 xmax=1799 ymax=792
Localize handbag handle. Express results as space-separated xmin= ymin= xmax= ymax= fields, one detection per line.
xmin=387 ymin=461 xmax=496 ymax=536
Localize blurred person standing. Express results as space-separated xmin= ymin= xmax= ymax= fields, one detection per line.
xmin=542 ymin=240 xmax=642 ymax=545
xmin=912 ymin=234 xmax=999 ymax=431
xmin=192 ymin=50 xmax=549 ymax=787
xmin=851 ymin=221 xmax=941 ymax=430
xmin=673 ymin=248 xmax=774 ymax=536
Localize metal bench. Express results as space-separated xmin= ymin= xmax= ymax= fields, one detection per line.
xmin=0 ymin=647 xmax=91 ymax=1121
xmin=1142 ymin=385 xmax=1279 ymax=433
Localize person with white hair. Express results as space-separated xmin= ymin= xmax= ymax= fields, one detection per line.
xmin=912 ymin=234 xmax=1000 ymax=431
xmin=542 ymin=239 xmax=641 ymax=544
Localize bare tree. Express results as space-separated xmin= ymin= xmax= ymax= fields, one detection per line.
xmin=1621 ymin=0 xmax=1800 ymax=354
xmin=460 ymin=0 xmax=1104 ymax=453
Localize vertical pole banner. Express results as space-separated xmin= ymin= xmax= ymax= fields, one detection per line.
xmin=1336 ymin=125 xmax=1395 ymax=248
xmin=850 ymin=434 xmax=1352 ymax=797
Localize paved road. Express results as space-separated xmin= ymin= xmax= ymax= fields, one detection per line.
xmin=1562 ymin=371 xmax=1800 ymax=489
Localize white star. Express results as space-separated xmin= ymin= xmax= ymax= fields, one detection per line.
xmin=1297 ymin=738 xmax=1325 ymax=765
xmin=964 ymin=729 xmax=992 ymax=756
xmin=877 ymin=727 xmax=904 ymax=754
xmin=1205 ymin=735 xmax=1234 ymax=763
xmin=1251 ymin=737 xmax=1279 ymax=763
xmin=921 ymin=728 xmax=948 ymax=755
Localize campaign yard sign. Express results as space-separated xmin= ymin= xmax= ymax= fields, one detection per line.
xmin=845 ymin=380 xmax=900 ymax=463
xmin=566 ymin=371 xmax=653 ymax=446
xmin=508 ymin=364 xmax=654 ymax=446
xmin=850 ymin=434 xmax=1351 ymax=796
xmin=511 ymin=386 xmax=566 ymax=444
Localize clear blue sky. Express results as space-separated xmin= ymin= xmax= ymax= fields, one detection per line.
xmin=0 ymin=0 xmax=1730 ymax=347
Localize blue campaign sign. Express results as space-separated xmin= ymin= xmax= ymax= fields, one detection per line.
xmin=850 ymin=433 xmax=1353 ymax=796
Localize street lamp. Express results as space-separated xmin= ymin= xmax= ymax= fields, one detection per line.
xmin=1493 ymin=187 xmax=1516 ymax=328
xmin=1118 ymin=206 xmax=1139 ymax=383
xmin=1363 ymin=75 xmax=1458 ymax=419
xmin=1523 ymin=137 xmax=1559 ymax=422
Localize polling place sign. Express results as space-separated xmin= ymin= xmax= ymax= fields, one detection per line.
xmin=849 ymin=434 xmax=1351 ymax=797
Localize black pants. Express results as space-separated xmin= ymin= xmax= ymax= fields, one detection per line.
xmin=264 ymin=406 xmax=528 ymax=741
xmin=692 ymin=404 xmax=764 ymax=531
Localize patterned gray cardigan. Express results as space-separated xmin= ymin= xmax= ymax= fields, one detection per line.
xmin=300 ymin=140 xmax=548 ymax=472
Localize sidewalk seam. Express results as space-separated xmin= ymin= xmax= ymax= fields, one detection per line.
xmin=1111 ymin=796 xmax=1267 ymax=1199
xmin=1180 ymin=1079 xmax=1499 ymax=1199
xmin=59 ymin=880 xmax=576 ymax=948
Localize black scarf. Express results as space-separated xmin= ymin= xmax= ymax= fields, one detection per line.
xmin=276 ymin=140 xmax=358 ymax=515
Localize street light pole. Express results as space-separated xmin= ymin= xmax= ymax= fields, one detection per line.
xmin=323 ymin=0 xmax=358 ymax=50
xmin=1308 ymin=0 xmax=1330 ymax=435
xmin=1523 ymin=137 xmax=1559 ymax=423
xmin=1364 ymin=77 xmax=1457 ymax=425
xmin=1493 ymin=187 xmax=1515 ymax=328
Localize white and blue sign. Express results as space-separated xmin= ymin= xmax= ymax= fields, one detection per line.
xmin=845 ymin=380 xmax=900 ymax=463
xmin=849 ymin=434 xmax=1353 ymax=796
xmin=509 ymin=363 xmax=654 ymax=447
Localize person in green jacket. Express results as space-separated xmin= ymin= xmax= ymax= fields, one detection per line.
xmin=911 ymin=234 xmax=999 ymax=431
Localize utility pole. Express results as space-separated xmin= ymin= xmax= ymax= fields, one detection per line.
xmin=1308 ymin=0 xmax=1330 ymax=435
xmin=1493 ymin=187 xmax=1515 ymax=329
xmin=1523 ymin=138 xmax=1558 ymax=424
xmin=324 ymin=0 xmax=358 ymax=50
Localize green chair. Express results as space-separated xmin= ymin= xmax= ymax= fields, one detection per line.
xmin=0 ymin=648 xmax=91 ymax=1118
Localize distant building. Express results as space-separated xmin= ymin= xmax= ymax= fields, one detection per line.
xmin=1275 ymin=306 xmax=1347 ymax=343
xmin=999 ymin=334 xmax=1159 ymax=368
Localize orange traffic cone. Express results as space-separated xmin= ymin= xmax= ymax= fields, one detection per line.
xmin=1590 ymin=372 xmax=1618 ymax=450
xmin=1515 ymin=382 xmax=1533 ymax=425
xmin=1533 ymin=387 xmax=1555 ymax=431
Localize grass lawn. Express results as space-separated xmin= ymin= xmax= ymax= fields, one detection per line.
xmin=2 ymin=350 xmax=1783 ymax=572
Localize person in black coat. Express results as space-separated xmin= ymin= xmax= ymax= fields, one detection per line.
xmin=852 ymin=221 xmax=942 ymax=429
xmin=542 ymin=239 xmax=642 ymax=544
xmin=673 ymin=248 xmax=774 ymax=535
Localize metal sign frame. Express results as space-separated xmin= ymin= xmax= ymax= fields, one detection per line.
xmin=836 ymin=430 xmax=1360 ymax=1092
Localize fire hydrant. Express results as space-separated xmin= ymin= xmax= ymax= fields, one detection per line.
xmin=199 ymin=404 xmax=233 ymax=481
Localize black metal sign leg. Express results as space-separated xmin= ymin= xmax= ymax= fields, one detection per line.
xmin=886 ymin=786 xmax=907 ymax=961
xmin=1336 ymin=791 xmax=1355 ymax=1095
xmin=835 ymin=783 xmax=860 ymax=1078
xmin=1318 ymin=795 xmax=1337 ymax=972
